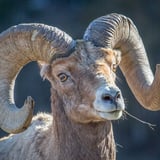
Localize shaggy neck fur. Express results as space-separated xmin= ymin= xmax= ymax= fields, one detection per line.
xmin=50 ymin=89 xmax=116 ymax=160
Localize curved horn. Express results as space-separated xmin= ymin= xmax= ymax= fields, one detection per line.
xmin=84 ymin=13 xmax=160 ymax=111
xmin=0 ymin=23 xmax=75 ymax=133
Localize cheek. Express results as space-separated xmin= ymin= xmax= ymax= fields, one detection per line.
xmin=67 ymin=104 xmax=100 ymax=123
xmin=63 ymin=83 xmax=98 ymax=123
xmin=61 ymin=85 xmax=81 ymax=111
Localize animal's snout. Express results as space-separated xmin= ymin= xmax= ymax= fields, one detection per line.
xmin=93 ymin=85 xmax=125 ymax=120
xmin=101 ymin=90 xmax=121 ymax=104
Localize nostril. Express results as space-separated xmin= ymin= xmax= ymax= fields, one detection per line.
xmin=102 ymin=94 xmax=113 ymax=102
xmin=116 ymin=91 xmax=121 ymax=99
xmin=101 ymin=91 xmax=121 ymax=102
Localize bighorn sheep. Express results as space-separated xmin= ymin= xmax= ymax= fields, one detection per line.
xmin=0 ymin=13 xmax=159 ymax=160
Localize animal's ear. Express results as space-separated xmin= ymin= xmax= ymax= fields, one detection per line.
xmin=101 ymin=48 xmax=121 ymax=66
xmin=38 ymin=61 xmax=51 ymax=80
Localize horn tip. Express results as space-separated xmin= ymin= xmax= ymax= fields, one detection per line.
xmin=24 ymin=96 xmax=35 ymax=110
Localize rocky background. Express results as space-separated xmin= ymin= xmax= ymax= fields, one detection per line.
xmin=0 ymin=0 xmax=160 ymax=159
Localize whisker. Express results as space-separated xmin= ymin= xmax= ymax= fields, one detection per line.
xmin=121 ymin=112 xmax=127 ymax=120
xmin=116 ymin=143 xmax=123 ymax=149
xmin=123 ymin=110 xmax=156 ymax=130
xmin=123 ymin=98 xmax=128 ymax=107
xmin=116 ymin=75 xmax=122 ymax=84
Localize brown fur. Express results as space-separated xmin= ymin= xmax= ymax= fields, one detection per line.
xmin=50 ymin=89 xmax=116 ymax=160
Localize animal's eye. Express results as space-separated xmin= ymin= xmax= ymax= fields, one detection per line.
xmin=58 ymin=73 xmax=68 ymax=82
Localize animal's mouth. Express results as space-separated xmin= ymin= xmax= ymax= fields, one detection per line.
xmin=108 ymin=109 xmax=123 ymax=113
xmin=96 ymin=109 xmax=122 ymax=114
xmin=95 ymin=109 xmax=123 ymax=120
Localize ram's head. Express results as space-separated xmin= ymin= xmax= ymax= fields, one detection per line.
xmin=0 ymin=13 xmax=159 ymax=134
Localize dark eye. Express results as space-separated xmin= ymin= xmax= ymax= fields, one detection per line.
xmin=58 ymin=73 xmax=68 ymax=82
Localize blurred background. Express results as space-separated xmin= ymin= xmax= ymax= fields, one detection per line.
xmin=0 ymin=0 xmax=160 ymax=159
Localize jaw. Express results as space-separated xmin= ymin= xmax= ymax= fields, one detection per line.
xmin=93 ymin=103 xmax=125 ymax=121
xmin=67 ymin=103 xmax=124 ymax=123
xmin=93 ymin=100 xmax=125 ymax=120
xmin=63 ymin=94 xmax=125 ymax=123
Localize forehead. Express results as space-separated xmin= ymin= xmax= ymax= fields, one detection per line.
xmin=50 ymin=41 xmax=116 ymax=72
xmin=51 ymin=42 xmax=100 ymax=67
